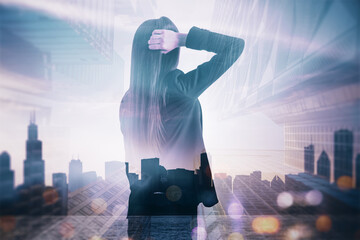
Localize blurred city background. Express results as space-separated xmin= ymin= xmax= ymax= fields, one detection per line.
xmin=0 ymin=0 xmax=359 ymax=239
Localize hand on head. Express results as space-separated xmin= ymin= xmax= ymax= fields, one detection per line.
xmin=148 ymin=29 xmax=179 ymax=54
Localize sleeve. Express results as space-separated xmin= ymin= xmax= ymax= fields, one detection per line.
xmin=173 ymin=26 xmax=245 ymax=98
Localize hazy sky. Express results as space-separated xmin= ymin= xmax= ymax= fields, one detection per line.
xmin=0 ymin=0 xmax=286 ymax=187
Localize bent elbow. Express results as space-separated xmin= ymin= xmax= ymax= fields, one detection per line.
xmin=235 ymin=38 xmax=245 ymax=58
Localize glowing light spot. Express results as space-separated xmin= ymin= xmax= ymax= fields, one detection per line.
xmin=228 ymin=232 xmax=244 ymax=240
xmin=166 ymin=185 xmax=182 ymax=202
xmin=0 ymin=216 xmax=16 ymax=233
xmin=227 ymin=202 xmax=244 ymax=219
xmin=284 ymin=224 xmax=312 ymax=240
xmin=59 ymin=222 xmax=75 ymax=239
xmin=89 ymin=236 xmax=104 ymax=240
xmin=305 ymin=190 xmax=323 ymax=206
xmin=336 ymin=176 xmax=352 ymax=190
xmin=43 ymin=187 xmax=59 ymax=205
xmin=252 ymin=216 xmax=280 ymax=234
xmin=191 ymin=226 xmax=207 ymax=240
xmin=91 ymin=198 xmax=107 ymax=215
xmin=316 ymin=215 xmax=332 ymax=232
xmin=277 ymin=192 xmax=293 ymax=208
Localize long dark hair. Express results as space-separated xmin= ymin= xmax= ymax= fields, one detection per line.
xmin=122 ymin=17 xmax=180 ymax=153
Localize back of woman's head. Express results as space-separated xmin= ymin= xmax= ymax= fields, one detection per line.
xmin=123 ymin=17 xmax=179 ymax=154
xmin=130 ymin=16 xmax=179 ymax=90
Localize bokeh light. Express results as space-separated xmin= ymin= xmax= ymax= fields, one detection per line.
xmin=316 ymin=215 xmax=332 ymax=232
xmin=305 ymin=190 xmax=323 ymax=206
xmin=42 ymin=187 xmax=59 ymax=205
xmin=277 ymin=192 xmax=293 ymax=208
xmin=58 ymin=222 xmax=75 ymax=239
xmin=91 ymin=198 xmax=107 ymax=215
xmin=227 ymin=202 xmax=244 ymax=220
xmin=284 ymin=224 xmax=312 ymax=240
xmin=166 ymin=185 xmax=182 ymax=202
xmin=89 ymin=236 xmax=104 ymax=240
xmin=191 ymin=226 xmax=207 ymax=240
xmin=252 ymin=216 xmax=280 ymax=234
xmin=0 ymin=216 xmax=16 ymax=233
xmin=336 ymin=176 xmax=352 ymax=190
xmin=228 ymin=232 xmax=244 ymax=240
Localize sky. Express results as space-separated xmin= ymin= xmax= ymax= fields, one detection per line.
xmin=0 ymin=0 xmax=287 ymax=187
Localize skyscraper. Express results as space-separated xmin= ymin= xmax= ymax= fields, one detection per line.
xmin=82 ymin=171 xmax=97 ymax=186
xmin=0 ymin=151 xmax=14 ymax=202
xmin=105 ymin=161 xmax=125 ymax=181
xmin=141 ymin=158 xmax=160 ymax=191
xmin=69 ymin=159 xmax=83 ymax=192
xmin=317 ymin=151 xmax=330 ymax=181
xmin=334 ymin=130 xmax=353 ymax=181
xmin=304 ymin=144 xmax=315 ymax=174
xmin=52 ymin=173 xmax=68 ymax=215
xmin=270 ymin=176 xmax=284 ymax=193
xmin=24 ymin=114 xmax=45 ymax=186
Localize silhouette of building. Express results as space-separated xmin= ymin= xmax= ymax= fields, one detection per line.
xmin=126 ymin=162 xmax=139 ymax=186
xmin=317 ymin=151 xmax=330 ymax=181
xmin=0 ymin=152 xmax=14 ymax=206
xmin=356 ymin=154 xmax=360 ymax=189
xmin=105 ymin=161 xmax=125 ymax=181
xmin=334 ymin=129 xmax=353 ymax=181
xmin=304 ymin=144 xmax=315 ymax=174
xmin=83 ymin=171 xmax=97 ymax=186
xmin=233 ymin=172 xmax=279 ymax=215
xmin=141 ymin=158 xmax=161 ymax=191
xmin=69 ymin=159 xmax=83 ymax=192
xmin=52 ymin=173 xmax=68 ymax=215
xmin=271 ymin=175 xmax=285 ymax=193
xmin=24 ymin=113 xmax=45 ymax=187
xmin=199 ymin=153 xmax=212 ymax=188
xmin=126 ymin=153 xmax=216 ymax=215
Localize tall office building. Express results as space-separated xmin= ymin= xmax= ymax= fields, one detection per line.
xmin=82 ymin=171 xmax=97 ymax=186
xmin=52 ymin=173 xmax=68 ymax=215
xmin=105 ymin=161 xmax=125 ymax=181
xmin=304 ymin=144 xmax=315 ymax=174
xmin=270 ymin=176 xmax=284 ymax=193
xmin=69 ymin=159 xmax=83 ymax=192
xmin=0 ymin=151 xmax=14 ymax=202
xmin=24 ymin=114 xmax=45 ymax=187
xmin=334 ymin=130 xmax=353 ymax=181
xmin=317 ymin=151 xmax=330 ymax=181
xmin=199 ymin=152 xmax=212 ymax=187
xmin=141 ymin=158 xmax=160 ymax=191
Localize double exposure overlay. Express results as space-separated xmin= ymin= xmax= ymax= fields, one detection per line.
xmin=0 ymin=0 xmax=359 ymax=239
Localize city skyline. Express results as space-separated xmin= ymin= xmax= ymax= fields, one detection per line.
xmin=2 ymin=115 xmax=360 ymax=189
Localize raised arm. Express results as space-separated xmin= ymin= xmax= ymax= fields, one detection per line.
xmin=149 ymin=27 xmax=245 ymax=98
